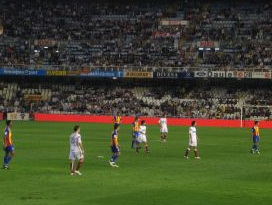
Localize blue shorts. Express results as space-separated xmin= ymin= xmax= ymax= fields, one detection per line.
xmin=253 ymin=136 xmax=259 ymax=143
xmin=114 ymin=123 xmax=120 ymax=127
xmin=133 ymin=131 xmax=139 ymax=138
xmin=5 ymin=145 xmax=14 ymax=154
xmin=111 ymin=145 xmax=120 ymax=153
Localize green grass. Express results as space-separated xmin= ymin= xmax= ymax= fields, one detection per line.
xmin=0 ymin=121 xmax=272 ymax=205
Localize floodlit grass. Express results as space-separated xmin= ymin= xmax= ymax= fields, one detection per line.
xmin=0 ymin=121 xmax=272 ymax=205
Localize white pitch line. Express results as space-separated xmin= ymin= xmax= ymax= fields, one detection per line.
xmin=97 ymin=156 xmax=104 ymax=158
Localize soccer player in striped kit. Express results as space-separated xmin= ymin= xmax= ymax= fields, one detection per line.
xmin=3 ymin=120 xmax=15 ymax=169
xmin=250 ymin=121 xmax=261 ymax=154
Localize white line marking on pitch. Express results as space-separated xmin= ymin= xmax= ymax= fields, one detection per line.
xmin=97 ymin=156 xmax=104 ymax=158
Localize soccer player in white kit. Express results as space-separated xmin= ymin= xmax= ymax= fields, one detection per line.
xmin=159 ymin=114 xmax=168 ymax=142
xmin=69 ymin=125 xmax=84 ymax=175
xmin=136 ymin=120 xmax=150 ymax=153
xmin=184 ymin=121 xmax=200 ymax=159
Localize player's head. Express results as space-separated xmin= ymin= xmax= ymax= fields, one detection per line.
xmin=135 ymin=116 xmax=139 ymax=121
xmin=74 ymin=125 xmax=80 ymax=133
xmin=6 ymin=120 xmax=12 ymax=127
xmin=191 ymin=121 xmax=196 ymax=126
xmin=141 ymin=120 xmax=146 ymax=125
xmin=163 ymin=113 xmax=167 ymax=118
xmin=254 ymin=121 xmax=259 ymax=126
xmin=114 ymin=123 xmax=120 ymax=131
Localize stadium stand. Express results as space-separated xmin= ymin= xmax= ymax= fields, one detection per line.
xmin=0 ymin=80 xmax=271 ymax=120
xmin=0 ymin=0 xmax=271 ymax=70
xmin=0 ymin=0 xmax=271 ymax=121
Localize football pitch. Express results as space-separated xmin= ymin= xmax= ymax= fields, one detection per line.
xmin=0 ymin=121 xmax=272 ymax=205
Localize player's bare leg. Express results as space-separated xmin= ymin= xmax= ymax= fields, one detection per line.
xmin=75 ymin=158 xmax=84 ymax=175
xmin=163 ymin=133 xmax=167 ymax=142
xmin=3 ymin=153 xmax=9 ymax=169
xmin=251 ymin=141 xmax=260 ymax=154
xmin=114 ymin=152 xmax=120 ymax=167
xmin=10 ymin=150 xmax=15 ymax=157
xmin=194 ymin=147 xmax=200 ymax=159
xmin=70 ymin=160 xmax=75 ymax=175
xmin=3 ymin=150 xmax=15 ymax=169
xmin=144 ymin=142 xmax=150 ymax=153
xmin=184 ymin=147 xmax=190 ymax=159
xmin=160 ymin=133 xmax=164 ymax=142
xmin=109 ymin=152 xmax=120 ymax=167
xmin=255 ymin=141 xmax=260 ymax=154
xmin=136 ymin=141 xmax=141 ymax=153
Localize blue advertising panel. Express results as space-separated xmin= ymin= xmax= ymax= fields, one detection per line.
xmin=0 ymin=68 xmax=46 ymax=76
xmin=154 ymin=71 xmax=193 ymax=79
xmin=80 ymin=71 xmax=123 ymax=78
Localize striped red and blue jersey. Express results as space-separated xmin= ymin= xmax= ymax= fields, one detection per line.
xmin=3 ymin=126 xmax=13 ymax=147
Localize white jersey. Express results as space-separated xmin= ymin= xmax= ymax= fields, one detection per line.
xmin=188 ymin=126 xmax=197 ymax=146
xmin=159 ymin=118 xmax=167 ymax=128
xmin=69 ymin=132 xmax=82 ymax=152
xmin=139 ymin=125 xmax=146 ymax=136
xmin=159 ymin=118 xmax=168 ymax=133
xmin=138 ymin=125 xmax=147 ymax=143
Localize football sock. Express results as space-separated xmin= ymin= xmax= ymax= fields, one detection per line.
xmin=184 ymin=148 xmax=190 ymax=157
xmin=6 ymin=156 xmax=12 ymax=164
xmin=4 ymin=155 xmax=8 ymax=165
xmin=194 ymin=149 xmax=199 ymax=157
xmin=253 ymin=145 xmax=257 ymax=150
xmin=76 ymin=161 xmax=83 ymax=171
xmin=111 ymin=155 xmax=118 ymax=162
xmin=145 ymin=145 xmax=149 ymax=153
xmin=114 ymin=155 xmax=118 ymax=162
xmin=70 ymin=162 xmax=75 ymax=172
xmin=136 ymin=145 xmax=142 ymax=153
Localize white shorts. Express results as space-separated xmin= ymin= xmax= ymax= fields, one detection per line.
xmin=160 ymin=127 xmax=168 ymax=133
xmin=188 ymin=140 xmax=197 ymax=147
xmin=137 ymin=135 xmax=147 ymax=143
xmin=69 ymin=150 xmax=84 ymax=160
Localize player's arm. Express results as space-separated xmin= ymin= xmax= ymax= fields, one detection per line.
xmin=113 ymin=136 xmax=120 ymax=152
xmin=78 ymin=137 xmax=84 ymax=154
xmin=79 ymin=142 xmax=84 ymax=154
xmin=3 ymin=131 xmax=8 ymax=148
xmin=112 ymin=133 xmax=119 ymax=147
xmin=113 ymin=138 xmax=118 ymax=146
xmin=189 ymin=129 xmax=193 ymax=143
xmin=139 ymin=128 xmax=145 ymax=135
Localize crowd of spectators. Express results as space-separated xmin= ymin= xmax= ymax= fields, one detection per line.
xmin=0 ymin=80 xmax=271 ymax=120
xmin=0 ymin=0 xmax=271 ymax=70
